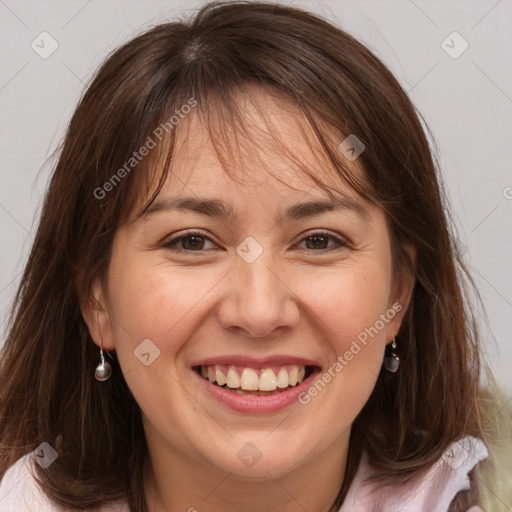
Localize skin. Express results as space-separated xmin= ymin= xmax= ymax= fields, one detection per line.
xmin=83 ymin=90 xmax=415 ymax=512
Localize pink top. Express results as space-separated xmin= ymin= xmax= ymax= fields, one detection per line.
xmin=0 ymin=436 xmax=487 ymax=511
xmin=339 ymin=436 xmax=488 ymax=512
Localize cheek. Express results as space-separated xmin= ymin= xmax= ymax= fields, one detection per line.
xmin=105 ymin=256 xmax=225 ymax=417
xmin=294 ymin=260 xmax=392 ymax=408
xmin=107 ymin=253 xmax=226 ymax=351
xmin=303 ymin=260 xmax=392 ymax=348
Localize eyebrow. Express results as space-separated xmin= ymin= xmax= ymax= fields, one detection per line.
xmin=136 ymin=195 xmax=371 ymax=225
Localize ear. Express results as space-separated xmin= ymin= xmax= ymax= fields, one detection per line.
xmin=80 ymin=277 xmax=116 ymax=351
xmin=387 ymin=242 xmax=417 ymax=338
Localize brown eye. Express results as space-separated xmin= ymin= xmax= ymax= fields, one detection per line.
xmin=180 ymin=235 xmax=206 ymax=250
xmin=297 ymin=231 xmax=348 ymax=252
xmin=162 ymin=231 xmax=217 ymax=251
xmin=304 ymin=234 xmax=330 ymax=250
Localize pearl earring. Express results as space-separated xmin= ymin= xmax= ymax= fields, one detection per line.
xmin=384 ymin=337 xmax=400 ymax=373
xmin=94 ymin=339 xmax=112 ymax=382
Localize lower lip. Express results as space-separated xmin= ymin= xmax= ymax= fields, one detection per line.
xmin=192 ymin=368 xmax=321 ymax=414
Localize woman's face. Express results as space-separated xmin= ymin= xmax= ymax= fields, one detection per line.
xmin=90 ymin=92 xmax=412 ymax=482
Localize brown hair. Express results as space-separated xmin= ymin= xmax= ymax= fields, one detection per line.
xmin=0 ymin=1 xmax=490 ymax=510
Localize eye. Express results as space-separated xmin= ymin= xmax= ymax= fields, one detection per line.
xmin=161 ymin=230 xmax=218 ymax=252
xmin=161 ymin=229 xmax=349 ymax=253
xmin=295 ymin=230 xmax=349 ymax=252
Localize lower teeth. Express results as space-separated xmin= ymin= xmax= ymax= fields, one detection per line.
xmin=210 ymin=381 xmax=293 ymax=395
xmin=224 ymin=386 xmax=290 ymax=396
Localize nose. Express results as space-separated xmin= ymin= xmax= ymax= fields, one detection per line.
xmin=216 ymin=251 xmax=301 ymax=339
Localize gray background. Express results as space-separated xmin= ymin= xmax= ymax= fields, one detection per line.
xmin=1 ymin=0 xmax=511 ymax=396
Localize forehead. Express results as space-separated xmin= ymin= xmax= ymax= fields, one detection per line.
xmin=124 ymin=86 xmax=372 ymax=225
xmin=160 ymin=88 xmax=365 ymax=199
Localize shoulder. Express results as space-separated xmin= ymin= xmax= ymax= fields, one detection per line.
xmin=0 ymin=453 xmax=129 ymax=512
xmin=339 ymin=436 xmax=488 ymax=512
xmin=0 ymin=453 xmax=63 ymax=511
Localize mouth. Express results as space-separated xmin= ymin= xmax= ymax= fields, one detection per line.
xmin=192 ymin=364 xmax=319 ymax=396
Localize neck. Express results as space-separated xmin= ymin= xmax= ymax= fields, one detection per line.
xmin=143 ymin=428 xmax=350 ymax=512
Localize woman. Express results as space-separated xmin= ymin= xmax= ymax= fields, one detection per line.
xmin=0 ymin=2 xmax=510 ymax=511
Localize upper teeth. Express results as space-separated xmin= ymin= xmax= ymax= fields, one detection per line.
xmin=200 ymin=365 xmax=307 ymax=391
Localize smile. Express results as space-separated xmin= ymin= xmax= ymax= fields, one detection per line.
xmin=191 ymin=362 xmax=322 ymax=413
xmin=195 ymin=364 xmax=313 ymax=393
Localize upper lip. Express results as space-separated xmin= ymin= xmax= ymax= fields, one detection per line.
xmin=190 ymin=355 xmax=322 ymax=369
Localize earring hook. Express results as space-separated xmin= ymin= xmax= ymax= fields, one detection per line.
xmin=94 ymin=314 xmax=112 ymax=381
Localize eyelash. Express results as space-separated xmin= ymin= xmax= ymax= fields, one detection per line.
xmin=161 ymin=229 xmax=350 ymax=254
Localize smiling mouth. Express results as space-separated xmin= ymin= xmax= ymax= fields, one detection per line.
xmin=192 ymin=364 xmax=318 ymax=396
